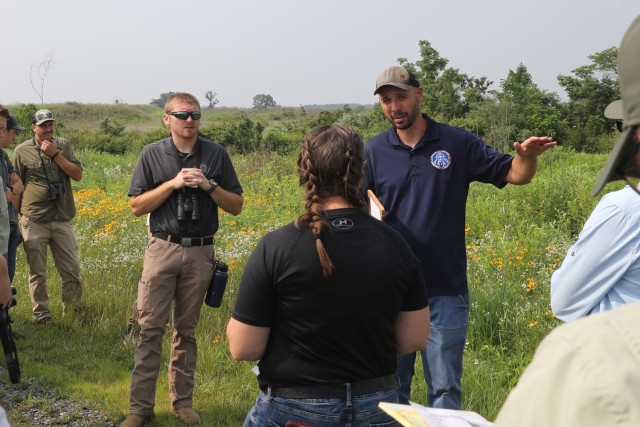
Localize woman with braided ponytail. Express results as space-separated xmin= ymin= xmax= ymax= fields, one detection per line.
xmin=227 ymin=125 xmax=430 ymax=427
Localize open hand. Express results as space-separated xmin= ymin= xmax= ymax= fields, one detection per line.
xmin=514 ymin=136 xmax=557 ymax=158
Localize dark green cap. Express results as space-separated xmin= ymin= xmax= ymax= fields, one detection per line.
xmin=592 ymin=15 xmax=640 ymax=196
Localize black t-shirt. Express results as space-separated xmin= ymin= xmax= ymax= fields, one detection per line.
xmin=232 ymin=208 xmax=428 ymax=386
xmin=128 ymin=137 xmax=243 ymax=237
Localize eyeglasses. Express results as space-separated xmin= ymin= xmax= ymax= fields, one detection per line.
xmin=616 ymin=120 xmax=624 ymax=133
xmin=167 ymin=111 xmax=201 ymax=121
xmin=35 ymin=111 xmax=54 ymax=122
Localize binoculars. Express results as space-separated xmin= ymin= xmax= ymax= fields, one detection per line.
xmin=177 ymin=192 xmax=200 ymax=221
xmin=48 ymin=181 xmax=65 ymax=201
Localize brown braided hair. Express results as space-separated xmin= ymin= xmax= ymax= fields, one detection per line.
xmin=296 ymin=125 xmax=366 ymax=278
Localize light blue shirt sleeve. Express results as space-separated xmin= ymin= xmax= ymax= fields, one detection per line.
xmin=550 ymin=186 xmax=640 ymax=322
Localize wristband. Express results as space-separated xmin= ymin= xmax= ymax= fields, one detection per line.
xmin=50 ymin=151 xmax=59 ymax=159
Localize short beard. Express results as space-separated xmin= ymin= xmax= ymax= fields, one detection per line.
xmin=389 ymin=103 xmax=421 ymax=130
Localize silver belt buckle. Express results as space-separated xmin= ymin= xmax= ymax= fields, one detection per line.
xmin=181 ymin=237 xmax=192 ymax=247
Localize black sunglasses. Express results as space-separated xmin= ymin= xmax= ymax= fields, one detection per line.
xmin=34 ymin=111 xmax=54 ymax=122
xmin=168 ymin=111 xmax=201 ymax=121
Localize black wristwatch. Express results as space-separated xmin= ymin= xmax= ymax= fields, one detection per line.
xmin=206 ymin=178 xmax=218 ymax=194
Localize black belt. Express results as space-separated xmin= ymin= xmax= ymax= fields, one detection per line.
xmin=261 ymin=375 xmax=397 ymax=399
xmin=151 ymin=233 xmax=213 ymax=247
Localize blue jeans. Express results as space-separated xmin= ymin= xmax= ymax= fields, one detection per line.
xmin=397 ymin=294 xmax=469 ymax=409
xmin=243 ymin=387 xmax=399 ymax=427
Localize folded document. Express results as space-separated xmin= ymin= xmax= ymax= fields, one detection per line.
xmin=378 ymin=401 xmax=494 ymax=427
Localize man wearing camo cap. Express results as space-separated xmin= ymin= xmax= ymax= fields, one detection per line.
xmin=12 ymin=109 xmax=83 ymax=325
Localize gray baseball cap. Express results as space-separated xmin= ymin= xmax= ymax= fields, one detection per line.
xmin=374 ymin=65 xmax=420 ymax=95
xmin=592 ymin=15 xmax=640 ymax=197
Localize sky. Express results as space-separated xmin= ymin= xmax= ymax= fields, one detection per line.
xmin=3 ymin=0 xmax=640 ymax=108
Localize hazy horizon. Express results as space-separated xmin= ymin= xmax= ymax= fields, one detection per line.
xmin=3 ymin=0 xmax=639 ymax=108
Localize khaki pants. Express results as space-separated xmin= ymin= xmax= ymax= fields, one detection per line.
xmin=21 ymin=217 xmax=82 ymax=321
xmin=129 ymin=237 xmax=213 ymax=415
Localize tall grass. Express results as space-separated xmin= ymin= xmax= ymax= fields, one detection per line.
xmin=0 ymin=147 xmax=622 ymax=425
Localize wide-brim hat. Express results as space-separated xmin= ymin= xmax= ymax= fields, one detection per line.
xmin=592 ymin=16 xmax=640 ymax=197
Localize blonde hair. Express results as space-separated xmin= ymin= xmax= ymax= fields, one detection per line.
xmin=164 ymin=92 xmax=200 ymax=112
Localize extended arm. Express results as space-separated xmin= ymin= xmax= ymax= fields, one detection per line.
xmin=505 ymin=136 xmax=556 ymax=184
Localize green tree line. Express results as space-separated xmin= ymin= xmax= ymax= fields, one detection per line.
xmin=8 ymin=40 xmax=620 ymax=156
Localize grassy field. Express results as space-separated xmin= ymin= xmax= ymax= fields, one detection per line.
xmin=0 ymin=114 xmax=623 ymax=425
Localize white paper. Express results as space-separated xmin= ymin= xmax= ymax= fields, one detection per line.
xmin=378 ymin=401 xmax=494 ymax=427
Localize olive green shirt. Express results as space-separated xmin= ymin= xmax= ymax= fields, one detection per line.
xmin=12 ymin=137 xmax=82 ymax=222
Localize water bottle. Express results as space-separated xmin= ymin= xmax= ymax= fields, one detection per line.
xmin=204 ymin=261 xmax=228 ymax=307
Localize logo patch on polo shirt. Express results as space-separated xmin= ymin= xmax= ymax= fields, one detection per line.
xmin=430 ymin=150 xmax=451 ymax=170
xmin=331 ymin=218 xmax=354 ymax=229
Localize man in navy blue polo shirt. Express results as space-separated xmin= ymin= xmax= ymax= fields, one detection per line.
xmin=362 ymin=65 xmax=556 ymax=409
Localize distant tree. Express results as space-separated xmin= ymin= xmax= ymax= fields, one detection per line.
xmin=498 ymin=64 xmax=565 ymax=139
xmin=451 ymin=64 xmax=565 ymax=150
xmin=30 ymin=51 xmax=55 ymax=106
xmin=11 ymin=103 xmax=38 ymax=130
xmin=398 ymin=40 xmax=490 ymax=123
xmin=205 ymin=90 xmax=219 ymax=109
xmin=150 ymin=92 xmax=176 ymax=108
xmin=98 ymin=117 xmax=125 ymax=136
xmin=467 ymin=99 xmax=516 ymax=152
xmin=252 ymin=94 xmax=277 ymax=109
xmin=558 ymin=47 xmax=619 ymax=133
xmin=208 ymin=114 xmax=264 ymax=153
xmin=310 ymin=110 xmax=344 ymax=128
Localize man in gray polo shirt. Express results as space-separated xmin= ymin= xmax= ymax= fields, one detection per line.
xmin=122 ymin=92 xmax=243 ymax=427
